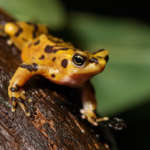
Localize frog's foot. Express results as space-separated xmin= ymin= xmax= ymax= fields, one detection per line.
xmin=10 ymin=90 xmax=30 ymax=116
xmin=80 ymin=109 xmax=109 ymax=126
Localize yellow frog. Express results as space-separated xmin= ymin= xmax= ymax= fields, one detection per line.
xmin=2 ymin=21 xmax=109 ymax=126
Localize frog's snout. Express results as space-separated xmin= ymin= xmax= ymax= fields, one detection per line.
xmin=92 ymin=49 xmax=109 ymax=63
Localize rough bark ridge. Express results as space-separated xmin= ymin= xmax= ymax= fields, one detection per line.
xmin=0 ymin=9 xmax=112 ymax=150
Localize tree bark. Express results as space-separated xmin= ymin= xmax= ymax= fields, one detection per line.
xmin=0 ymin=8 xmax=114 ymax=150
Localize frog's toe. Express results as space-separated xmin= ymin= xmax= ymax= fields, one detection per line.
xmin=96 ymin=117 xmax=109 ymax=122
xmin=11 ymin=97 xmax=17 ymax=112
xmin=80 ymin=108 xmax=109 ymax=126
xmin=80 ymin=109 xmax=98 ymax=126
xmin=11 ymin=106 xmax=16 ymax=112
xmin=18 ymin=97 xmax=30 ymax=116
xmin=10 ymin=93 xmax=30 ymax=116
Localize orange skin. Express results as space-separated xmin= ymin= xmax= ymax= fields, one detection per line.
xmin=3 ymin=22 xmax=109 ymax=126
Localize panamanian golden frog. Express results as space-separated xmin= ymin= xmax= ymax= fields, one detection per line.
xmin=1 ymin=21 xmax=109 ymax=126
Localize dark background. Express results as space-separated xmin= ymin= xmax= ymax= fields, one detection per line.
xmin=62 ymin=0 xmax=150 ymax=24
xmin=61 ymin=0 xmax=150 ymax=150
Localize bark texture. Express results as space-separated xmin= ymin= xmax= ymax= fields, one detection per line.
xmin=0 ymin=8 xmax=113 ymax=150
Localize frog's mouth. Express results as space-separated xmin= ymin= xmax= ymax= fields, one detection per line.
xmin=54 ymin=72 xmax=92 ymax=87
xmin=59 ymin=70 xmax=101 ymax=87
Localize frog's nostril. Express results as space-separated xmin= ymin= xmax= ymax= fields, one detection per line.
xmin=89 ymin=57 xmax=98 ymax=64
xmin=104 ymin=55 xmax=109 ymax=63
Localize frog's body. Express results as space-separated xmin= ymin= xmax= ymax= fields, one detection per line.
xmin=2 ymin=21 xmax=109 ymax=126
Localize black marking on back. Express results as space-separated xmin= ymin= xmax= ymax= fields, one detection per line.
xmin=34 ymin=40 xmax=40 ymax=45
xmin=59 ymin=48 xmax=69 ymax=50
xmin=15 ymin=27 xmax=23 ymax=37
xmin=55 ymin=47 xmax=69 ymax=50
xmin=52 ymin=47 xmax=70 ymax=53
xmin=32 ymin=24 xmax=38 ymax=38
xmin=39 ymin=55 xmax=45 ymax=60
xmin=48 ymin=36 xmax=63 ymax=43
xmin=45 ymin=45 xmax=53 ymax=53
xmin=20 ymin=63 xmax=38 ymax=72
xmin=52 ymin=57 xmax=56 ymax=61
xmin=61 ymin=59 xmax=68 ymax=68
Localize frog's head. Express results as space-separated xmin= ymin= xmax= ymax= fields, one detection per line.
xmin=53 ymin=49 xmax=109 ymax=87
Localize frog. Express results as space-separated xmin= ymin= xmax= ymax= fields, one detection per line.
xmin=1 ymin=21 xmax=109 ymax=126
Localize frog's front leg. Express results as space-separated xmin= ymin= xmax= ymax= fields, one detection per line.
xmin=8 ymin=63 xmax=39 ymax=116
xmin=80 ymin=81 xmax=109 ymax=126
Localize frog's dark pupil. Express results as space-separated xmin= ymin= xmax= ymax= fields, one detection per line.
xmin=72 ymin=53 xmax=86 ymax=66
xmin=75 ymin=56 xmax=84 ymax=64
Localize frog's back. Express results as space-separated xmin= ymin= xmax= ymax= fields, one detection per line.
xmin=21 ymin=34 xmax=75 ymax=64
xmin=2 ymin=21 xmax=75 ymax=64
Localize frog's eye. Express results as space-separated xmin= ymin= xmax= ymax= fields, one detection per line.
xmin=72 ymin=53 xmax=86 ymax=66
